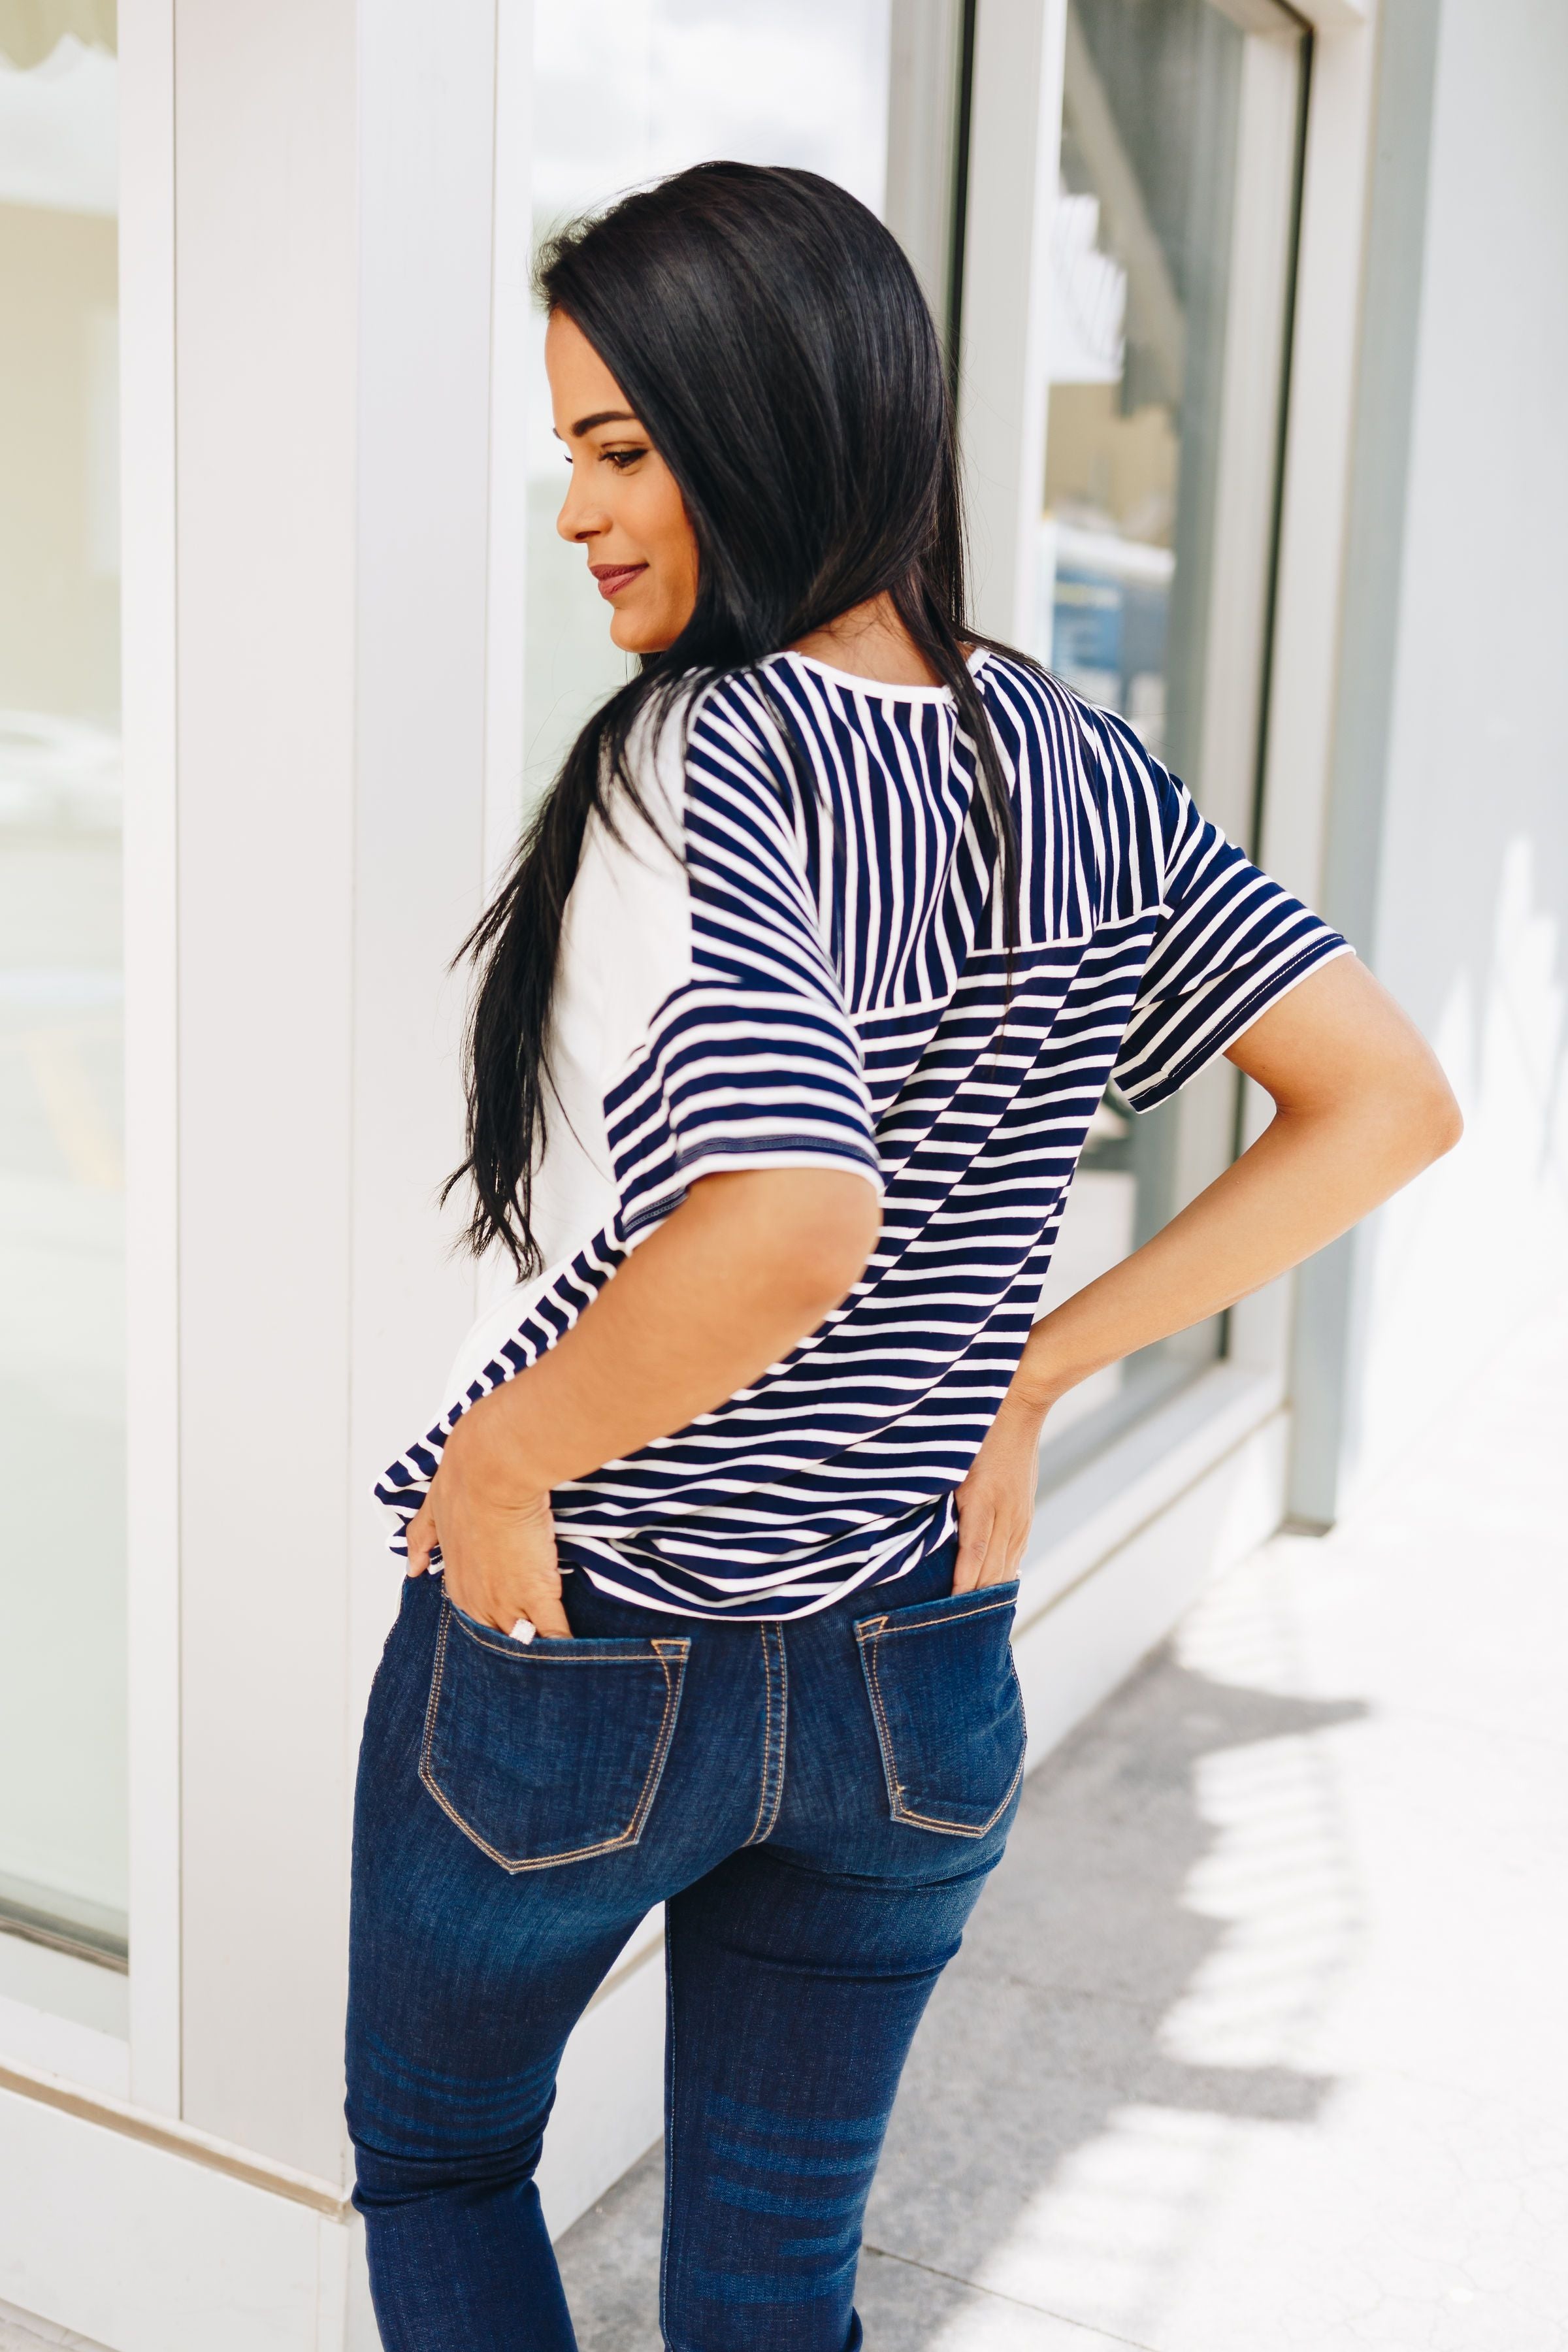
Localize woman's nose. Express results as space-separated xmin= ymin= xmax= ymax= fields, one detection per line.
xmin=556 ymin=464 xmax=604 ymax=546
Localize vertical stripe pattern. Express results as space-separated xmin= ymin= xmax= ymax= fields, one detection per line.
xmin=376 ymin=652 xmax=1348 ymax=1617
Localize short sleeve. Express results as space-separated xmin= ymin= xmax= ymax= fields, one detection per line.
xmin=1112 ymin=747 xmax=1352 ymax=1111
xmin=601 ymin=693 xmax=883 ymax=1238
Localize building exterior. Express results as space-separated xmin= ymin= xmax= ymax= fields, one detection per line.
xmin=0 ymin=1 xmax=1562 ymax=2344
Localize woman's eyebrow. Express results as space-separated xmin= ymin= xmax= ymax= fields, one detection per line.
xmin=570 ymin=408 xmax=640 ymax=437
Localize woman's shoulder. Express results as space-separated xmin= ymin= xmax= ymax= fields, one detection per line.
xmin=971 ymin=644 xmax=1103 ymax=739
xmin=972 ymin=650 xmax=1172 ymax=809
xmin=662 ymin=647 xmax=1177 ymax=830
xmin=618 ymin=669 xmax=777 ymax=804
xmin=673 ymin=664 xmax=806 ymax=804
xmin=610 ymin=670 xmax=803 ymax=880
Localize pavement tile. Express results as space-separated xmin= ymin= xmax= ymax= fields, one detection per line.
xmin=855 ymin=2249 xmax=1148 ymax=2349
xmin=554 ymin=2146 xmax=665 ymax=2351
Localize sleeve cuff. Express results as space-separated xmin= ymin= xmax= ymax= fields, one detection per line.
xmin=1118 ymin=935 xmax=1354 ymax=1112
xmin=619 ymin=1136 xmax=885 ymax=1240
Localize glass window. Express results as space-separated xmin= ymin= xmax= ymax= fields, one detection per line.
xmin=1032 ymin=0 xmax=1307 ymax=1468
xmin=524 ymin=0 xmax=962 ymax=807
xmin=0 ymin=5 xmax=127 ymax=1988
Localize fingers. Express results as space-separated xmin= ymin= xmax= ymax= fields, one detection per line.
xmin=456 ymin=1569 xmax=571 ymax=1640
xmin=405 ymin=1495 xmax=436 ymax=1577
xmin=441 ymin=1496 xmax=572 ymax=1639
xmin=956 ymin=1492 xmax=1034 ymax=1593
xmin=524 ymin=1581 xmax=572 ymax=1639
xmin=952 ymin=1497 xmax=992 ymax=1594
xmin=979 ymin=1509 xmax=1029 ymax=1586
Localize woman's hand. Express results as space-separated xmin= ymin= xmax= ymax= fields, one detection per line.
xmin=399 ymin=1168 xmax=878 ymax=1641
xmin=953 ymin=1393 xmax=1045 ymax=1593
xmin=404 ymin=1410 xmax=572 ymax=1639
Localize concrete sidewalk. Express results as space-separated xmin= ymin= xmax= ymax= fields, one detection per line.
xmin=557 ymin=1306 xmax=1568 ymax=2350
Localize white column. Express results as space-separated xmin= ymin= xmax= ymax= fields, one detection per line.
xmin=120 ymin=0 xmax=182 ymax=2118
xmin=348 ymin=0 xmax=502 ymax=1718
xmin=172 ymin=0 xmax=502 ymax=2176
xmin=172 ymin=0 xmax=362 ymax=2175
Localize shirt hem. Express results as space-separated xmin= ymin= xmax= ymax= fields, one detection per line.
xmin=555 ymin=1497 xmax=956 ymax=1621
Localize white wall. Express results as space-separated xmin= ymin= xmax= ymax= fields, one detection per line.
xmin=173 ymin=0 xmax=361 ymax=2175
xmin=1360 ymin=0 xmax=1568 ymax=1470
xmin=1291 ymin=0 xmax=1568 ymax=1515
xmin=172 ymin=0 xmax=498 ymax=2176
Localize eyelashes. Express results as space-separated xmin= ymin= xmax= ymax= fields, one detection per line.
xmin=561 ymin=448 xmax=647 ymax=470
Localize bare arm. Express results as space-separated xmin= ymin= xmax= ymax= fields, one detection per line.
xmin=406 ymin=1166 xmax=880 ymax=1633
xmin=951 ymin=956 xmax=1463 ymax=1590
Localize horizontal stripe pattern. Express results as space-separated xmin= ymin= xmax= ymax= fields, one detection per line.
xmin=376 ymin=653 xmax=1348 ymax=1616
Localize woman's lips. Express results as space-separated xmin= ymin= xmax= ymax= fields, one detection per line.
xmin=589 ymin=563 xmax=647 ymax=600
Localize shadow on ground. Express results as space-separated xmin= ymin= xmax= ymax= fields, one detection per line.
xmin=555 ymin=1607 xmax=1367 ymax=2349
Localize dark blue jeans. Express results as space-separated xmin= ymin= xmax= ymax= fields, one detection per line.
xmin=346 ymin=1543 xmax=1024 ymax=2350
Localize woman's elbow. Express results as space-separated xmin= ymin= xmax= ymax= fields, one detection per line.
xmin=774 ymin=1176 xmax=881 ymax=1315
xmin=692 ymin=1165 xmax=880 ymax=1321
xmin=1381 ymin=1056 xmax=1463 ymax=1174
xmin=1419 ymin=1073 xmax=1465 ymax=1164
xmin=1241 ymin=962 xmax=1463 ymax=1175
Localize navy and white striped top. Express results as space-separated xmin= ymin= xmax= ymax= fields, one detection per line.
xmin=377 ymin=649 xmax=1348 ymax=1617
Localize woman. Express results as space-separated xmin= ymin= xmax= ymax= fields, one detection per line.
xmin=348 ymin=164 xmax=1459 ymax=2349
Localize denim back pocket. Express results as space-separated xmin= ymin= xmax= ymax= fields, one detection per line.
xmin=419 ymin=1600 xmax=690 ymax=1872
xmin=855 ymin=1583 xmax=1025 ymax=1837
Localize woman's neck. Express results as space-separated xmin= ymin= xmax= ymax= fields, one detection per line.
xmin=788 ymin=593 xmax=945 ymax=687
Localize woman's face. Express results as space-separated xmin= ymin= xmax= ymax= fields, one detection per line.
xmin=547 ymin=310 xmax=700 ymax=655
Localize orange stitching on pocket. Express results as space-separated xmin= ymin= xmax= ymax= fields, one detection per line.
xmin=449 ymin=1608 xmax=692 ymax=1668
xmin=891 ymin=1744 xmax=1026 ymax=1839
xmin=855 ymin=1621 xmax=905 ymax=1814
xmin=853 ymin=1605 xmax=1023 ymax=1840
xmin=417 ymin=1600 xmax=689 ymax=1872
xmin=870 ymin=1592 xmax=1017 ymax=1642
xmin=623 ymin=1647 xmax=687 ymax=1846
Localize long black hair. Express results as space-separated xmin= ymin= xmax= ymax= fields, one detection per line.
xmin=449 ymin=160 xmax=1024 ymax=1273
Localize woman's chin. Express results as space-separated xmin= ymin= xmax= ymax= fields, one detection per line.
xmin=610 ymin=611 xmax=674 ymax=657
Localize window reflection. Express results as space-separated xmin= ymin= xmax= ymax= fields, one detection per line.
xmin=1035 ymin=0 xmax=1306 ymax=1465
xmin=1041 ymin=0 xmax=1248 ymax=770
xmin=0 ymin=11 xmax=127 ymax=1982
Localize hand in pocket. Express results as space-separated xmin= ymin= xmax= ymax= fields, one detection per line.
xmin=953 ymin=1394 xmax=1041 ymax=1592
xmin=404 ymin=1414 xmax=570 ymax=1638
